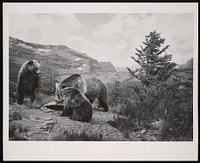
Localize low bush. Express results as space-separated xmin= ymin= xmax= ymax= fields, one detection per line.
xmin=110 ymin=75 xmax=193 ymax=141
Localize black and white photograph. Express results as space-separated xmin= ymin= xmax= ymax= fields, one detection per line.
xmin=3 ymin=2 xmax=198 ymax=161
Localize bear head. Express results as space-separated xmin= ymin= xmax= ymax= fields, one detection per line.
xmin=27 ymin=60 xmax=41 ymax=74
xmin=60 ymin=87 xmax=85 ymax=106
xmin=55 ymin=85 xmax=81 ymax=103
xmin=61 ymin=87 xmax=80 ymax=99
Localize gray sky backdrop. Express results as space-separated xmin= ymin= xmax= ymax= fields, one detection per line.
xmin=9 ymin=13 xmax=194 ymax=67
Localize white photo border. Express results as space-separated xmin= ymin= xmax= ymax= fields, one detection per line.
xmin=3 ymin=2 xmax=198 ymax=161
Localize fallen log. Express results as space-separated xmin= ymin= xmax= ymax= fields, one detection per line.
xmin=44 ymin=101 xmax=64 ymax=111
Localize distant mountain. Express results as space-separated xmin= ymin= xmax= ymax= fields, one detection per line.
xmin=99 ymin=62 xmax=116 ymax=72
xmin=115 ymin=67 xmax=128 ymax=72
xmin=178 ymin=58 xmax=193 ymax=69
xmin=115 ymin=64 xmax=139 ymax=72
xmin=9 ymin=37 xmax=114 ymax=82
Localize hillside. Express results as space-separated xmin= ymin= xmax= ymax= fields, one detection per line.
xmin=10 ymin=37 xmax=118 ymax=83
xmin=99 ymin=61 xmax=116 ymax=72
xmin=178 ymin=57 xmax=193 ymax=69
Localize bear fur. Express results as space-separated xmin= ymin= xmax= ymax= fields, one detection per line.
xmin=55 ymin=74 xmax=109 ymax=112
xmin=16 ymin=60 xmax=41 ymax=104
xmin=60 ymin=87 xmax=93 ymax=122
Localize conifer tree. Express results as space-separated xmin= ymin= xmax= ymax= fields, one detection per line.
xmin=127 ymin=31 xmax=177 ymax=86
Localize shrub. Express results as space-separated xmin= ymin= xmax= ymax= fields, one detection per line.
xmin=160 ymin=76 xmax=193 ymax=140
xmin=112 ymin=75 xmax=193 ymax=140
xmin=37 ymin=60 xmax=60 ymax=95
xmin=109 ymin=79 xmax=140 ymax=107
xmin=118 ymin=82 xmax=162 ymax=128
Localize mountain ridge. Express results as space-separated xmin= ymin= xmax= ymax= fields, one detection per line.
xmin=9 ymin=36 xmax=117 ymax=83
xmin=178 ymin=58 xmax=193 ymax=69
xmin=99 ymin=61 xmax=116 ymax=72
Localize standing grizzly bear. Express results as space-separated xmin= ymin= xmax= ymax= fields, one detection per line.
xmin=55 ymin=74 xmax=109 ymax=112
xmin=60 ymin=87 xmax=93 ymax=122
xmin=16 ymin=60 xmax=40 ymax=104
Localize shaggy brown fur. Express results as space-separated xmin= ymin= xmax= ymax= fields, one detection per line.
xmin=60 ymin=87 xmax=93 ymax=122
xmin=55 ymin=74 xmax=109 ymax=112
xmin=16 ymin=60 xmax=40 ymax=104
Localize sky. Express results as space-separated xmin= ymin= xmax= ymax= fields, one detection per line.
xmin=9 ymin=13 xmax=194 ymax=67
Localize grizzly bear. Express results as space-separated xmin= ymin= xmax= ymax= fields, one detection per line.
xmin=60 ymin=87 xmax=93 ymax=122
xmin=16 ymin=60 xmax=40 ymax=104
xmin=55 ymin=74 xmax=109 ymax=112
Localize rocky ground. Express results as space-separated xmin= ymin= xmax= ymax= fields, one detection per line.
xmin=9 ymin=102 xmax=164 ymax=141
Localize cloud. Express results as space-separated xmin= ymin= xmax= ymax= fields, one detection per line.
xmin=93 ymin=20 xmax=122 ymax=38
xmin=64 ymin=35 xmax=114 ymax=62
xmin=67 ymin=36 xmax=133 ymax=67
xmin=9 ymin=14 xmax=84 ymax=44
xmin=114 ymin=40 xmax=128 ymax=51
xmin=93 ymin=13 xmax=194 ymax=65
xmin=93 ymin=14 xmax=148 ymax=38
xmin=9 ymin=13 xmax=118 ymax=65
xmin=9 ymin=13 xmax=194 ymax=67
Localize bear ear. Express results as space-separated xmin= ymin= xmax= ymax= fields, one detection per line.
xmin=27 ymin=60 xmax=33 ymax=65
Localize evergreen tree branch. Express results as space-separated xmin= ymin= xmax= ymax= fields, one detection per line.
xmin=161 ymin=68 xmax=176 ymax=82
xmin=127 ymin=67 xmax=140 ymax=81
xmin=131 ymin=56 xmax=142 ymax=65
xmin=156 ymin=45 xmax=170 ymax=55
xmin=142 ymin=42 xmax=148 ymax=46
